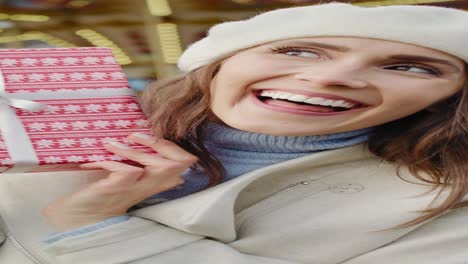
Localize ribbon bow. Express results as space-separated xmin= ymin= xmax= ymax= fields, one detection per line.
xmin=0 ymin=92 xmax=47 ymax=112
xmin=0 ymin=71 xmax=47 ymax=112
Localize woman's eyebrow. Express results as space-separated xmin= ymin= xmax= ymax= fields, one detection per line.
xmin=388 ymin=55 xmax=461 ymax=72
xmin=274 ymin=40 xmax=350 ymax=52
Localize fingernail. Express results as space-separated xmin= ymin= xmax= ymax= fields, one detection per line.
xmin=132 ymin=132 xmax=154 ymax=140
xmin=108 ymin=142 xmax=132 ymax=149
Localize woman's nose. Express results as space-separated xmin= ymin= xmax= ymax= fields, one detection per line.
xmin=293 ymin=66 xmax=369 ymax=89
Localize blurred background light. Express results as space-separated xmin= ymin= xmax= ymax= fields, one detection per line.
xmin=156 ymin=23 xmax=182 ymax=64
xmin=66 ymin=0 xmax=92 ymax=8
xmin=75 ymin=29 xmax=132 ymax=65
xmin=146 ymin=0 xmax=172 ymax=16
xmin=9 ymin=14 xmax=50 ymax=22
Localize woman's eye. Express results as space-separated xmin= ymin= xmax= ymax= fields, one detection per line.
xmin=270 ymin=47 xmax=320 ymax=59
xmin=386 ymin=65 xmax=440 ymax=76
xmin=284 ymin=50 xmax=320 ymax=58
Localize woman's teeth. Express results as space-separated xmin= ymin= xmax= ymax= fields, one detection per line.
xmin=258 ymin=90 xmax=358 ymax=110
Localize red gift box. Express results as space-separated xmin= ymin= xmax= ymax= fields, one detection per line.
xmin=0 ymin=47 xmax=153 ymax=173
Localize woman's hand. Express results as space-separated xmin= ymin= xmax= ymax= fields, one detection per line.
xmin=42 ymin=133 xmax=198 ymax=232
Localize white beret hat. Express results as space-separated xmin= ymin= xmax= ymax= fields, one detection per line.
xmin=177 ymin=3 xmax=468 ymax=72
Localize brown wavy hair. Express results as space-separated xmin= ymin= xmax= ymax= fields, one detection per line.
xmin=139 ymin=60 xmax=468 ymax=228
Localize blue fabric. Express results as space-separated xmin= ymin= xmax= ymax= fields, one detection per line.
xmin=43 ymin=122 xmax=372 ymax=243
xmin=42 ymin=215 xmax=130 ymax=243
xmin=136 ymin=122 xmax=371 ymax=207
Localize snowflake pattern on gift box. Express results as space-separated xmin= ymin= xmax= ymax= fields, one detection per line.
xmin=28 ymin=73 xmax=46 ymax=82
xmin=87 ymin=155 xmax=106 ymax=162
xmin=5 ymin=72 xmax=126 ymax=83
xmin=36 ymin=139 xmax=55 ymax=149
xmin=21 ymin=58 xmax=39 ymax=66
xmin=90 ymin=72 xmax=107 ymax=80
xmin=44 ymin=105 xmax=61 ymax=114
xmin=71 ymin=121 xmax=89 ymax=130
xmin=126 ymin=103 xmax=140 ymax=110
xmin=1 ymin=59 xmax=17 ymax=67
xmin=41 ymin=58 xmax=59 ymax=65
xmin=80 ymin=138 xmax=97 ymax=147
xmin=93 ymin=120 xmax=111 ymax=129
xmin=29 ymin=123 xmax=47 ymax=131
xmin=85 ymin=104 xmax=102 ymax=113
xmin=67 ymin=156 xmax=84 ymax=163
xmin=110 ymin=72 xmax=126 ymax=80
xmin=62 ymin=57 xmax=79 ymax=65
xmin=103 ymin=56 xmax=116 ymax=64
xmin=7 ymin=74 xmax=25 ymax=82
xmin=50 ymin=122 xmax=68 ymax=130
xmin=106 ymin=103 xmax=124 ymax=112
xmin=64 ymin=105 xmax=81 ymax=114
xmin=49 ymin=73 xmax=66 ymax=81
xmin=82 ymin=57 xmax=100 ymax=64
xmin=0 ymin=47 xmax=154 ymax=171
xmin=45 ymin=156 xmax=62 ymax=163
xmin=135 ymin=119 xmax=150 ymax=127
xmin=70 ymin=72 xmax=87 ymax=81
xmin=114 ymin=120 xmax=131 ymax=128
xmin=58 ymin=138 xmax=76 ymax=148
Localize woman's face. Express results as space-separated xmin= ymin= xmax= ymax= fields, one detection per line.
xmin=209 ymin=37 xmax=466 ymax=136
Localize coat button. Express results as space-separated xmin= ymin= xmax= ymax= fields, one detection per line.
xmin=328 ymin=183 xmax=364 ymax=194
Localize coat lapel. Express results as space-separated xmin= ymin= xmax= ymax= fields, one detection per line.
xmin=131 ymin=144 xmax=375 ymax=242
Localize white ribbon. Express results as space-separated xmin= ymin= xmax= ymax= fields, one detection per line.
xmin=0 ymin=70 xmax=46 ymax=172
xmin=0 ymin=69 xmax=47 ymax=112
xmin=0 ymin=69 xmax=136 ymax=173
xmin=0 ymin=93 xmax=47 ymax=112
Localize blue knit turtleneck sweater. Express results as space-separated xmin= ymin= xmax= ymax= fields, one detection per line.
xmin=135 ymin=122 xmax=372 ymax=207
xmin=43 ymin=122 xmax=372 ymax=243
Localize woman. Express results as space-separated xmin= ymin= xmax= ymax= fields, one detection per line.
xmin=1 ymin=3 xmax=467 ymax=264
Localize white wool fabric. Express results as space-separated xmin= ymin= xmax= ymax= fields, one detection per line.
xmin=177 ymin=3 xmax=468 ymax=72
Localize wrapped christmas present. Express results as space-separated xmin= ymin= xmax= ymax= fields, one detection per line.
xmin=0 ymin=47 xmax=153 ymax=173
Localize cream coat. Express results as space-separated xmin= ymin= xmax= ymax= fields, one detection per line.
xmin=0 ymin=144 xmax=467 ymax=264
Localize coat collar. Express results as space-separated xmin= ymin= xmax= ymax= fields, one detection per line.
xmin=131 ymin=144 xmax=377 ymax=242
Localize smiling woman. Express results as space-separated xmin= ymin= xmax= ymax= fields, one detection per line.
xmin=138 ymin=35 xmax=467 ymax=228
xmin=206 ymin=37 xmax=465 ymax=136
xmin=3 ymin=3 xmax=468 ymax=264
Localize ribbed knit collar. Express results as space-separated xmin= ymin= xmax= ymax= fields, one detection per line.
xmin=203 ymin=122 xmax=372 ymax=154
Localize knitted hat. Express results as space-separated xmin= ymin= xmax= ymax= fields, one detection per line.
xmin=177 ymin=3 xmax=468 ymax=72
